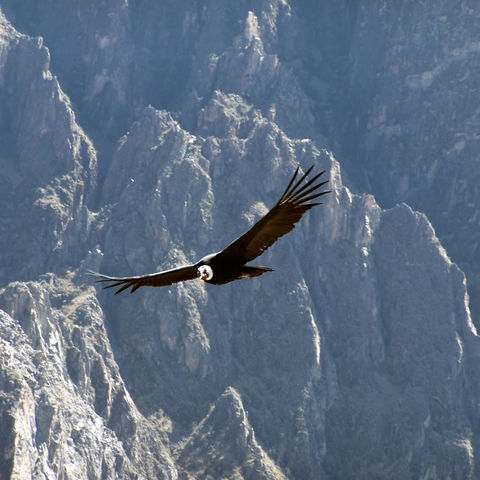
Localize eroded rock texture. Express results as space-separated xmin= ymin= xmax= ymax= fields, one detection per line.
xmin=0 ymin=2 xmax=479 ymax=479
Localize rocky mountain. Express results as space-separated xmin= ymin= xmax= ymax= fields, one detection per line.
xmin=0 ymin=1 xmax=479 ymax=479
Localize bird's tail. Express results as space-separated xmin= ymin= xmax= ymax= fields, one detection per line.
xmin=237 ymin=265 xmax=274 ymax=279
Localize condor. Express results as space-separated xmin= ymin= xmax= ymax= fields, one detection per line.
xmin=91 ymin=165 xmax=330 ymax=294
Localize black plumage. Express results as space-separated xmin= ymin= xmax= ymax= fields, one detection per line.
xmin=90 ymin=165 xmax=330 ymax=294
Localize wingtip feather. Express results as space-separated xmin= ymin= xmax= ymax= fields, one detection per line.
xmin=279 ymin=165 xmax=300 ymax=202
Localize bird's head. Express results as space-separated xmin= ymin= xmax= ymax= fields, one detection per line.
xmin=197 ymin=264 xmax=213 ymax=281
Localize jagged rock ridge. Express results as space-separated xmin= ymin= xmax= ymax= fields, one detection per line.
xmin=0 ymin=2 xmax=479 ymax=480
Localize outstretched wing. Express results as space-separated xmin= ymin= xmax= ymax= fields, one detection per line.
xmin=89 ymin=265 xmax=198 ymax=294
xmin=218 ymin=165 xmax=330 ymax=263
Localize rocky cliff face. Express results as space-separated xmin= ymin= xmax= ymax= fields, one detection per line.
xmin=0 ymin=12 xmax=97 ymax=285
xmin=338 ymin=2 xmax=480 ymax=327
xmin=0 ymin=2 xmax=479 ymax=479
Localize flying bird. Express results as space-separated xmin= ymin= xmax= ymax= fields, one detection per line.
xmin=91 ymin=165 xmax=330 ymax=294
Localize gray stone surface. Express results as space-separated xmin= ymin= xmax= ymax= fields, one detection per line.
xmin=1 ymin=2 xmax=480 ymax=479
xmin=0 ymin=11 xmax=97 ymax=284
xmin=0 ymin=276 xmax=176 ymax=479
xmin=177 ymin=387 xmax=287 ymax=480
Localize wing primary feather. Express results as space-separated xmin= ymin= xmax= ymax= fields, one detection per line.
xmin=286 ymin=169 xmax=324 ymax=197
xmin=88 ymin=266 xmax=198 ymax=294
xmin=284 ymin=165 xmax=314 ymax=199
xmin=289 ymin=179 xmax=329 ymax=204
xmin=217 ymin=164 xmax=331 ymax=264
xmin=278 ymin=165 xmax=300 ymax=202
xmin=294 ymin=191 xmax=331 ymax=204
xmin=91 ymin=273 xmax=136 ymax=294
xmin=287 ymin=173 xmax=326 ymax=202
xmin=103 ymin=281 xmax=125 ymax=289
xmin=87 ymin=271 xmax=123 ymax=286
xmin=130 ymin=284 xmax=142 ymax=294
xmin=116 ymin=282 xmax=135 ymax=294
xmin=281 ymin=165 xmax=310 ymax=201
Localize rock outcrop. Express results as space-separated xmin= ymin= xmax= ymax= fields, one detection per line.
xmin=1 ymin=2 xmax=480 ymax=479
xmin=0 ymin=277 xmax=176 ymax=479
xmin=0 ymin=11 xmax=97 ymax=285
xmin=177 ymin=387 xmax=287 ymax=480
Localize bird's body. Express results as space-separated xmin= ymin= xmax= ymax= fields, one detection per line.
xmin=201 ymin=253 xmax=273 ymax=285
xmin=91 ymin=165 xmax=330 ymax=294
